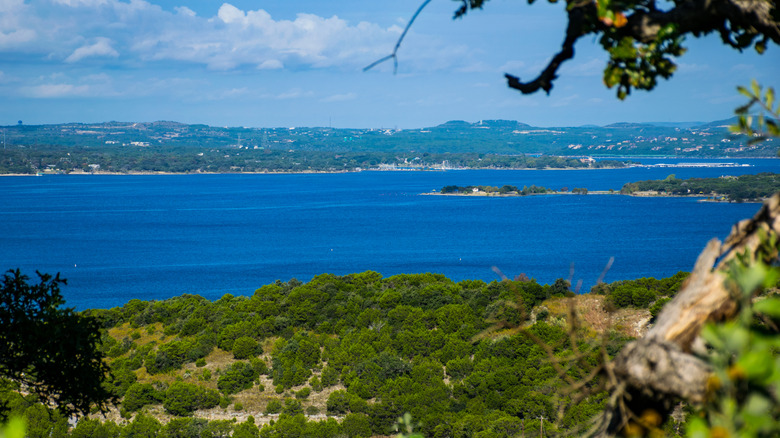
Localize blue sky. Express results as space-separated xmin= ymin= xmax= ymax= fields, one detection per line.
xmin=1 ymin=0 xmax=777 ymax=128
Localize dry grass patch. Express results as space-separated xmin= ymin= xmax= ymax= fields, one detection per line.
xmin=540 ymin=295 xmax=651 ymax=338
xmin=108 ymin=322 xmax=165 ymax=347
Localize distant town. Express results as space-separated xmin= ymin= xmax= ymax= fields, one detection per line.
xmin=0 ymin=119 xmax=775 ymax=174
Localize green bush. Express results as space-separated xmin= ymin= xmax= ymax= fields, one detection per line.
xmin=233 ymin=336 xmax=262 ymax=360
xmin=163 ymin=382 xmax=220 ymax=416
xmin=309 ymin=376 xmax=323 ymax=392
xmin=264 ymin=399 xmax=282 ymax=415
xmin=281 ymin=398 xmax=304 ymax=416
xmin=217 ymin=362 xmax=259 ymax=395
xmin=122 ymin=382 xmax=163 ymax=412
xmin=295 ymin=387 xmax=311 ymax=399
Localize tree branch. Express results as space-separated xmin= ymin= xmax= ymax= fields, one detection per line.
xmin=504 ymin=4 xmax=592 ymax=94
xmin=590 ymin=192 xmax=780 ymax=437
xmin=364 ymin=0 xmax=433 ymax=74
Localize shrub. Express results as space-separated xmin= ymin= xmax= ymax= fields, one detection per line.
xmin=282 ymin=398 xmax=303 ymax=416
xmin=217 ymin=362 xmax=259 ymax=395
xmin=163 ymin=382 xmax=219 ymax=416
xmin=321 ymin=366 xmax=339 ymax=387
xmin=265 ymin=399 xmax=282 ymax=415
xmin=309 ymin=376 xmax=323 ymax=392
xmin=122 ymin=382 xmax=163 ymax=412
xmin=295 ymin=387 xmax=311 ymax=399
xmin=326 ymin=390 xmax=351 ymax=415
xmin=233 ymin=336 xmax=262 ymax=360
xmin=649 ymin=297 xmax=672 ymax=320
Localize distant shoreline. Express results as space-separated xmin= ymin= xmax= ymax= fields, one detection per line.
xmin=0 ymin=159 xmax=763 ymax=177
xmin=422 ymin=190 xmax=764 ymax=203
xmin=0 ymin=162 xmax=741 ymax=177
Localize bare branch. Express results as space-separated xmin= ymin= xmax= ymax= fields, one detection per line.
xmin=505 ymin=5 xmax=591 ymax=94
xmin=364 ymin=0 xmax=433 ymax=74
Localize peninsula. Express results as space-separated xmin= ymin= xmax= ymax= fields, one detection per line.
xmin=431 ymin=173 xmax=780 ymax=202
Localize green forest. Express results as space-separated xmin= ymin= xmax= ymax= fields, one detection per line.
xmin=620 ymin=173 xmax=780 ymax=202
xmin=0 ymin=117 xmax=776 ymax=175
xmin=1 ymin=270 xmax=696 ymax=438
xmin=0 ymin=145 xmax=629 ymax=175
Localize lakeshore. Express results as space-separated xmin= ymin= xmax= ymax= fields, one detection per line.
xmin=422 ymin=190 xmax=762 ymax=202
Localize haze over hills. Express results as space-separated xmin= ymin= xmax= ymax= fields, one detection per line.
xmin=0 ymin=118 xmax=775 ymax=174
xmin=0 ymin=117 xmax=769 ymax=156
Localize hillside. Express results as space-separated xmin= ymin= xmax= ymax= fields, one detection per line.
xmin=0 ymin=271 xmax=688 ymax=437
xmin=0 ymin=118 xmax=776 ymax=174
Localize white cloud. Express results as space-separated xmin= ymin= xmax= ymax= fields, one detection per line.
xmin=51 ymin=0 xmax=110 ymax=6
xmin=23 ymin=83 xmax=90 ymax=98
xmin=258 ymin=59 xmax=283 ymax=70
xmin=0 ymin=0 xmax=37 ymax=49
xmin=0 ymin=28 xmax=36 ymax=47
xmin=0 ymin=1 xmax=465 ymax=73
xmin=321 ymin=92 xmax=357 ymax=102
xmin=65 ymin=37 xmax=119 ymax=62
xmin=174 ymin=6 xmax=196 ymax=17
xmin=275 ymin=88 xmax=313 ymax=100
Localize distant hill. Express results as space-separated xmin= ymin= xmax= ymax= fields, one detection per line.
xmin=0 ymin=118 xmax=775 ymax=160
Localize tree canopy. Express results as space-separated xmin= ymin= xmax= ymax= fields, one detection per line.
xmin=0 ymin=269 xmax=114 ymax=418
xmin=385 ymin=0 xmax=780 ymax=99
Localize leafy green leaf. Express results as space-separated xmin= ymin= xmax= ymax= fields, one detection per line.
xmin=753 ymin=297 xmax=780 ymax=318
xmin=737 ymin=86 xmax=753 ymax=99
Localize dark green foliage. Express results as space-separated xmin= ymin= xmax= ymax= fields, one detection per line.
xmin=163 ymin=382 xmax=220 ymax=416
xmin=232 ymin=418 xmax=259 ymax=438
xmin=123 ymin=413 xmax=162 ymax=438
xmin=601 ymin=271 xmax=689 ymax=310
xmin=21 ymin=403 xmax=69 ymax=438
xmin=621 ymin=173 xmax=780 ymax=202
xmin=232 ymin=336 xmax=262 ymax=360
xmin=122 ymin=382 xmax=163 ymax=412
xmin=440 ymin=184 xmax=553 ymax=195
xmin=0 ymin=269 xmax=115 ymax=418
xmin=264 ymin=399 xmax=282 ymax=415
xmin=326 ymin=390 xmax=355 ymax=415
xmin=108 ymin=366 xmax=138 ymax=398
xmin=35 ymin=270 xmax=639 ymax=435
xmin=217 ymin=361 xmax=259 ymax=395
xmin=320 ymin=366 xmax=339 ymax=387
xmin=341 ymin=413 xmax=372 ymax=438
xmin=70 ymin=417 xmax=122 ymax=438
xmin=309 ymin=375 xmax=323 ymax=392
xmin=161 ymin=417 xmax=210 ymax=438
xmin=282 ymin=398 xmax=304 ymax=416
xmin=270 ymin=332 xmax=320 ymax=388
xmin=649 ymin=297 xmax=672 ymax=320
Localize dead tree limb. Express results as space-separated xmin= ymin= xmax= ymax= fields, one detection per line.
xmin=590 ymin=193 xmax=780 ymax=436
xmin=363 ymin=0 xmax=432 ymax=74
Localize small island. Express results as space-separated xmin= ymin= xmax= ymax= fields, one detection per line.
xmin=620 ymin=173 xmax=780 ymax=202
xmin=432 ymin=173 xmax=780 ymax=202
xmin=430 ymin=184 xmax=597 ymax=196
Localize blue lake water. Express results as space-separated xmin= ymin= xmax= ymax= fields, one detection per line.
xmin=1 ymin=158 xmax=778 ymax=310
